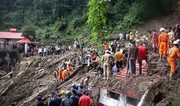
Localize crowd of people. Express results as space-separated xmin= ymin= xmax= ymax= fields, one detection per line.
xmin=34 ymin=24 xmax=180 ymax=106
xmin=36 ymin=76 xmax=93 ymax=106
xmin=37 ymin=45 xmax=72 ymax=56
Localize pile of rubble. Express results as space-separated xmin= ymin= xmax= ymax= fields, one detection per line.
xmin=0 ymin=49 xmax=179 ymax=106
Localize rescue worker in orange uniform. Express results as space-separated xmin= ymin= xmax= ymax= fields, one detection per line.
xmin=67 ymin=64 xmax=73 ymax=74
xmin=158 ymin=28 xmax=170 ymax=61
xmin=62 ymin=69 xmax=69 ymax=81
xmin=167 ymin=39 xmax=180 ymax=78
xmin=58 ymin=68 xmax=63 ymax=81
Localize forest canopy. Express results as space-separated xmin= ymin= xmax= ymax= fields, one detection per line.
xmin=0 ymin=0 xmax=178 ymax=44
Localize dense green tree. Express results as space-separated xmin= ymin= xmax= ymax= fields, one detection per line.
xmin=87 ymin=0 xmax=108 ymax=42
xmin=21 ymin=25 xmax=36 ymax=40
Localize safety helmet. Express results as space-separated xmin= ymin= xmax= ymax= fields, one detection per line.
xmin=173 ymin=39 xmax=180 ymax=45
xmin=136 ymin=31 xmax=138 ymax=34
xmin=159 ymin=28 xmax=165 ymax=32
xmin=71 ymin=83 xmax=77 ymax=89
xmin=65 ymin=91 xmax=71 ymax=97
xmin=176 ymin=24 xmax=179 ymax=27
xmin=59 ymin=90 xmax=65 ymax=95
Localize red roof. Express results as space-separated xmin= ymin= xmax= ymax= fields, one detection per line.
xmin=17 ymin=38 xmax=32 ymax=43
xmin=10 ymin=28 xmax=17 ymax=32
xmin=0 ymin=32 xmax=24 ymax=39
xmin=17 ymin=38 xmax=39 ymax=44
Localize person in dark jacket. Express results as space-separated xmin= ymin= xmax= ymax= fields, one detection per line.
xmin=174 ymin=24 xmax=180 ymax=40
xmin=127 ymin=41 xmax=138 ymax=77
xmin=70 ymin=89 xmax=79 ymax=106
xmin=48 ymin=92 xmax=62 ymax=106
xmin=36 ymin=96 xmax=45 ymax=106
xmin=61 ymin=91 xmax=73 ymax=106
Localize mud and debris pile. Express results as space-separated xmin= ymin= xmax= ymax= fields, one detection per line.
xmin=0 ymin=52 xmax=79 ymax=106
xmin=0 ymin=49 xmax=179 ymax=106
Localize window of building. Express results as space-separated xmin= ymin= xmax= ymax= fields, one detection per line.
xmin=126 ymin=96 xmax=139 ymax=106
xmin=107 ymin=91 xmax=120 ymax=100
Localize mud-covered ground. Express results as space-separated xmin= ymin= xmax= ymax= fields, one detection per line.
xmin=0 ymin=47 xmax=179 ymax=106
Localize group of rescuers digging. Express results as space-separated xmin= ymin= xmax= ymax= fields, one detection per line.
xmin=35 ymin=24 xmax=180 ymax=106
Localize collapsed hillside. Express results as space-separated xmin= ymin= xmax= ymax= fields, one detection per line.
xmin=0 ymin=47 xmax=179 ymax=106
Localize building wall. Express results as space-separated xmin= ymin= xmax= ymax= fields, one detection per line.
xmin=99 ymin=88 xmax=139 ymax=106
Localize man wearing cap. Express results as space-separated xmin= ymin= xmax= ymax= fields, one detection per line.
xmin=101 ymin=50 xmax=111 ymax=80
xmin=167 ymin=39 xmax=180 ymax=78
xmin=127 ymin=41 xmax=138 ymax=76
xmin=158 ymin=28 xmax=170 ymax=61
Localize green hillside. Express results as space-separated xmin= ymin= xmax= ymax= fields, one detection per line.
xmin=0 ymin=0 xmax=178 ymax=44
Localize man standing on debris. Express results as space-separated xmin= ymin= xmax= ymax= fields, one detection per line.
xmin=168 ymin=27 xmax=175 ymax=47
xmin=58 ymin=68 xmax=63 ymax=81
xmin=129 ymin=32 xmax=135 ymax=43
xmin=79 ymin=38 xmax=84 ymax=58
xmin=114 ymin=49 xmax=123 ymax=73
xmin=5 ymin=53 xmax=10 ymax=67
xmin=174 ymin=24 xmax=180 ymax=40
xmin=167 ymin=39 xmax=180 ymax=78
xmin=137 ymin=41 xmax=147 ymax=75
xmin=53 ymin=68 xmax=58 ymax=81
xmin=84 ymin=76 xmax=90 ymax=88
xmin=151 ymin=30 xmax=158 ymax=53
xmin=135 ymin=31 xmax=139 ymax=38
xmin=128 ymin=41 xmax=138 ymax=77
xmin=158 ymin=28 xmax=170 ymax=61
xmin=67 ymin=63 xmax=73 ymax=75
xmin=101 ymin=50 xmax=111 ymax=80
xmin=119 ymin=33 xmax=124 ymax=41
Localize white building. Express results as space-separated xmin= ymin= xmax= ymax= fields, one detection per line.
xmin=91 ymin=86 xmax=140 ymax=106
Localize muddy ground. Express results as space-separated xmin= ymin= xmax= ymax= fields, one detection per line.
xmin=0 ymin=47 xmax=179 ymax=106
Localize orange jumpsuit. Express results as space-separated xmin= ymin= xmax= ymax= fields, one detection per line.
xmin=67 ymin=66 xmax=73 ymax=74
xmin=58 ymin=68 xmax=63 ymax=80
xmin=167 ymin=46 xmax=180 ymax=75
xmin=158 ymin=32 xmax=170 ymax=57
xmin=62 ymin=70 xmax=68 ymax=80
